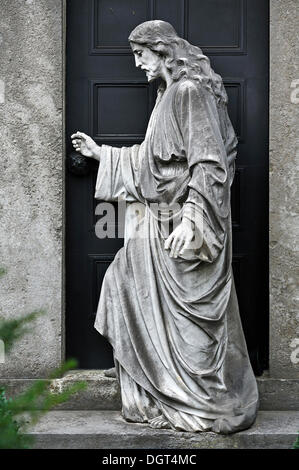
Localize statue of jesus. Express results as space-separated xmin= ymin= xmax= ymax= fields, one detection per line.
xmin=71 ymin=20 xmax=259 ymax=434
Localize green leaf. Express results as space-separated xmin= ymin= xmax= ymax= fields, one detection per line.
xmin=0 ymin=310 xmax=45 ymax=353
xmin=293 ymin=431 xmax=299 ymax=449
xmin=0 ymin=309 xmax=87 ymax=449
xmin=0 ymin=267 xmax=7 ymax=278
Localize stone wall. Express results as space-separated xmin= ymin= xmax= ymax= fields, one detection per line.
xmin=269 ymin=0 xmax=299 ymax=378
xmin=0 ymin=0 xmax=64 ymax=378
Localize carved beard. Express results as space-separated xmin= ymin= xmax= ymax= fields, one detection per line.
xmin=143 ymin=62 xmax=162 ymax=82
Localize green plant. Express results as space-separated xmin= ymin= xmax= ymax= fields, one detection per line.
xmin=0 ymin=386 xmax=31 ymax=449
xmin=0 ymin=310 xmax=87 ymax=449
xmin=0 ymin=267 xmax=6 ymax=278
xmin=0 ymin=310 xmax=43 ymax=354
xmin=293 ymin=432 xmax=299 ymax=449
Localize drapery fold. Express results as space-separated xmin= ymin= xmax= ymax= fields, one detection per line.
xmin=94 ymin=79 xmax=258 ymax=434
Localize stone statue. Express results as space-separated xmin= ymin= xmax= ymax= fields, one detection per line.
xmin=71 ymin=20 xmax=259 ymax=434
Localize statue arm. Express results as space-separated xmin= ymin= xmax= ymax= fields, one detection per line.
xmin=71 ymin=131 xmax=141 ymax=162
xmin=174 ymin=80 xmax=230 ymax=262
xmin=71 ymin=132 xmax=143 ymax=202
xmin=94 ymin=144 xmax=143 ymax=203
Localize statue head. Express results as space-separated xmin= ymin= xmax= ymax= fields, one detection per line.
xmin=129 ymin=20 xmax=179 ymax=49
xmin=129 ymin=20 xmax=227 ymax=105
xmin=129 ymin=21 xmax=178 ymax=84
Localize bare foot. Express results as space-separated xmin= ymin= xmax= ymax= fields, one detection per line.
xmin=149 ymin=415 xmax=171 ymax=429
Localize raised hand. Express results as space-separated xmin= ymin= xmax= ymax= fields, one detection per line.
xmin=71 ymin=131 xmax=100 ymax=160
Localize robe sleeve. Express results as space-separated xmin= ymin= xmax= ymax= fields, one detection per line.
xmin=94 ymin=144 xmax=143 ymax=203
xmin=174 ymin=80 xmax=235 ymax=262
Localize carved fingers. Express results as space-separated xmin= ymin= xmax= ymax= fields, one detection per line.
xmin=164 ymin=222 xmax=194 ymax=258
xmin=71 ymin=131 xmax=97 ymax=158
xmin=71 ymin=131 xmax=88 ymax=140
xmin=71 ymin=131 xmax=87 ymax=152
xmin=71 ymin=133 xmax=82 ymax=152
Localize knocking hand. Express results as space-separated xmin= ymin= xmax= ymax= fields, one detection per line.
xmin=71 ymin=131 xmax=100 ymax=159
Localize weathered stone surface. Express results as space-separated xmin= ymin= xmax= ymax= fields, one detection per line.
xmin=49 ymin=370 xmax=121 ymax=410
xmin=269 ymin=1 xmax=299 ymax=378
xmin=0 ymin=0 xmax=64 ymax=378
xmin=0 ymin=370 xmax=121 ymax=411
xmin=1 ymin=372 xmax=298 ymax=411
xmin=257 ymin=377 xmax=299 ymax=411
xmin=81 ymin=19 xmax=258 ymax=435
xmin=27 ymin=410 xmax=299 ymax=449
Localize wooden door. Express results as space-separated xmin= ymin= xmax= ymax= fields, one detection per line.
xmin=66 ymin=0 xmax=269 ymax=374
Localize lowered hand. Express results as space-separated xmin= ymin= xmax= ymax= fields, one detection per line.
xmin=164 ymin=218 xmax=195 ymax=258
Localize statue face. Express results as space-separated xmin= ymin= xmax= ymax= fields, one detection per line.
xmin=131 ymin=43 xmax=164 ymax=82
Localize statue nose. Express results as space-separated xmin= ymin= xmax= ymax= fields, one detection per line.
xmin=135 ymin=57 xmax=142 ymax=67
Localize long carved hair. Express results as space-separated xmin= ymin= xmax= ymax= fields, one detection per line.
xmin=129 ymin=20 xmax=228 ymax=105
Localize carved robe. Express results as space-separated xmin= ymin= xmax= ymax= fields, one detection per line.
xmin=94 ymin=78 xmax=259 ymax=434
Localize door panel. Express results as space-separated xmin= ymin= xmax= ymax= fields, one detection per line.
xmin=66 ymin=0 xmax=269 ymax=374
